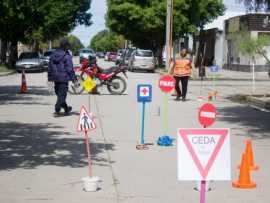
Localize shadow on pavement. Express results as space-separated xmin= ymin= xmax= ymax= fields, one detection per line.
xmin=0 ymin=122 xmax=115 ymax=170
xmin=218 ymin=105 xmax=270 ymax=139
xmin=0 ymin=85 xmax=53 ymax=105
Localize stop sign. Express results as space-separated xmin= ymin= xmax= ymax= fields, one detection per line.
xmin=198 ymin=103 xmax=217 ymax=127
xmin=158 ymin=75 xmax=175 ymax=93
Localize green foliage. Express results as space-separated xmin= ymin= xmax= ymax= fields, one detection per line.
xmin=90 ymin=30 xmax=125 ymax=52
xmin=0 ymin=0 xmax=91 ymax=66
xmin=0 ymin=0 xmax=92 ymax=44
xmin=66 ymin=35 xmax=85 ymax=55
xmin=106 ymin=0 xmax=225 ymax=55
xmin=231 ymin=29 xmax=270 ymax=63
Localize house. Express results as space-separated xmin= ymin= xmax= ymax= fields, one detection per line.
xmin=223 ymin=13 xmax=270 ymax=72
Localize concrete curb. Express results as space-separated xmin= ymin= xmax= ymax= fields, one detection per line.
xmin=247 ymin=96 xmax=270 ymax=111
xmin=155 ymin=69 xmax=270 ymax=81
xmin=0 ymin=71 xmax=16 ymax=77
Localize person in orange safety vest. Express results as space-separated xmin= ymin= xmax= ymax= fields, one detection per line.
xmin=170 ymin=49 xmax=192 ymax=101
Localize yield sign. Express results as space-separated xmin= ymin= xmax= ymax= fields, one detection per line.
xmin=177 ymin=129 xmax=230 ymax=181
xmin=77 ymin=106 xmax=96 ymax=132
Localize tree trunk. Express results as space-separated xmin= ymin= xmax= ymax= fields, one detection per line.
xmin=154 ymin=45 xmax=164 ymax=67
xmin=8 ymin=41 xmax=18 ymax=68
xmin=0 ymin=40 xmax=8 ymax=64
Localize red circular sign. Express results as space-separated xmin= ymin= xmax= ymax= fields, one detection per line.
xmin=198 ymin=103 xmax=217 ymax=127
xmin=158 ymin=75 xmax=175 ymax=93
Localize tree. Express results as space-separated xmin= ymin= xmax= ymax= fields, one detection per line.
xmin=66 ymin=35 xmax=85 ymax=55
xmin=0 ymin=0 xmax=92 ymax=67
xmin=90 ymin=30 xmax=125 ymax=52
xmin=106 ymin=0 xmax=225 ymax=65
xmin=230 ymin=30 xmax=270 ymax=92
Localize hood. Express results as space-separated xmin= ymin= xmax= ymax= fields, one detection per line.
xmin=50 ymin=49 xmax=66 ymax=64
xmin=16 ymin=58 xmax=40 ymax=65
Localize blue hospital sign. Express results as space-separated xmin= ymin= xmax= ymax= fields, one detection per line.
xmin=137 ymin=84 xmax=152 ymax=103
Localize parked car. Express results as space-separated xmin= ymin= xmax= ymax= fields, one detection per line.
xmin=105 ymin=52 xmax=117 ymax=62
xmin=115 ymin=49 xmax=127 ymax=65
xmin=124 ymin=48 xmax=135 ymax=65
xmin=42 ymin=49 xmax=56 ymax=69
xmin=79 ymin=48 xmax=96 ymax=63
xmin=16 ymin=52 xmax=46 ymax=73
xmin=96 ymin=51 xmax=105 ymax=58
xmin=128 ymin=49 xmax=155 ymax=72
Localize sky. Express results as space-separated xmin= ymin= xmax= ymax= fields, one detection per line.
xmin=71 ymin=0 xmax=246 ymax=47
xmin=71 ymin=0 xmax=107 ymax=47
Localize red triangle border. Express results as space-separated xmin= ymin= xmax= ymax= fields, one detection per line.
xmin=179 ymin=129 xmax=228 ymax=180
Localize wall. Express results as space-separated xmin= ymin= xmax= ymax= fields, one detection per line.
xmin=224 ymin=14 xmax=270 ymax=72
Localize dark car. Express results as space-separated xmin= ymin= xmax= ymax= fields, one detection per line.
xmin=16 ymin=52 xmax=46 ymax=73
xmin=115 ymin=49 xmax=127 ymax=65
xmin=96 ymin=52 xmax=105 ymax=58
xmin=43 ymin=49 xmax=56 ymax=69
xmin=123 ymin=48 xmax=135 ymax=64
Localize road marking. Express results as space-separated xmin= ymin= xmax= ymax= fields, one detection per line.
xmin=200 ymin=111 xmax=216 ymax=118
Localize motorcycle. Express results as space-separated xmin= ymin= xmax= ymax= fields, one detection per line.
xmin=68 ymin=59 xmax=128 ymax=95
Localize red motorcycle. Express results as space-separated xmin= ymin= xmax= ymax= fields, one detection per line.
xmin=69 ymin=59 xmax=128 ymax=95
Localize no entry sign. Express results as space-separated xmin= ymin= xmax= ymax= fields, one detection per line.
xmin=198 ymin=103 xmax=217 ymax=127
xmin=177 ymin=128 xmax=231 ymax=181
xmin=158 ymin=75 xmax=175 ymax=93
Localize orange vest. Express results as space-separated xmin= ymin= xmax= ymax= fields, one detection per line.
xmin=173 ymin=59 xmax=191 ymax=76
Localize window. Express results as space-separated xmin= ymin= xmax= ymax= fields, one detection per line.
xmin=135 ymin=50 xmax=153 ymax=57
xmin=19 ymin=52 xmax=39 ymax=59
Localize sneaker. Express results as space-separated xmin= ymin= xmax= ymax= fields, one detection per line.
xmin=64 ymin=106 xmax=72 ymax=115
xmin=182 ymin=97 xmax=187 ymax=102
xmin=174 ymin=97 xmax=181 ymax=101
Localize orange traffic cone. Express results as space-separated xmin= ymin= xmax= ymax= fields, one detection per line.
xmin=213 ymin=90 xmax=218 ymax=99
xmin=208 ymin=92 xmax=213 ymax=101
xmin=232 ymin=153 xmax=256 ymax=189
xmin=20 ymin=70 xmax=27 ymax=93
xmin=245 ymin=139 xmax=259 ymax=171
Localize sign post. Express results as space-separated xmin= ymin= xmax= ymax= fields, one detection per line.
xmin=83 ymin=77 xmax=97 ymax=112
xmin=198 ymin=103 xmax=217 ymax=202
xmin=137 ymin=84 xmax=152 ymax=150
xmin=158 ymin=75 xmax=175 ymax=137
xmin=178 ymin=129 xmax=231 ymax=202
xmin=77 ymin=106 xmax=97 ymax=177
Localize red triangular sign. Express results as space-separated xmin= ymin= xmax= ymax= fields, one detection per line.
xmin=77 ymin=106 xmax=96 ymax=132
xmin=179 ymin=129 xmax=228 ymax=179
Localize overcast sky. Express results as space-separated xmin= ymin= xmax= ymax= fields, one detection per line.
xmin=71 ymin=0 xmax=245 ymax=47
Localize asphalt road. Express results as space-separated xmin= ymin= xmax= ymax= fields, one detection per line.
xmin=0 ymin=59 xmax=270 ymax=203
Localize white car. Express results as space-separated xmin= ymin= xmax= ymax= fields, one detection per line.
xmin=128 ymin=49 xmax=155 ymax=72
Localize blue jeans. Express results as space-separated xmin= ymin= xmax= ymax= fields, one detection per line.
xmin=54 ymin=82 xmax=68 ymax=113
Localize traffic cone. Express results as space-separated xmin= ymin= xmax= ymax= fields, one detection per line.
xmin=20 ymin=70 xmax=27 ymax=93
xmin=232 ymin=153 xmax=256 ymax=189
xmin=213 ymin=90 xmax=218 ymax=99
xmin=197 ymin=95 xmax=204 ymax=101
xmin=208 ymin=92 xmax=213 ymax=101
xmin=245 ymin=139 xmax=259 ymax=171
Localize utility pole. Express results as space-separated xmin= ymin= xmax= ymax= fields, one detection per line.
xmin=165 ymin=0 xmax=173 ymax=70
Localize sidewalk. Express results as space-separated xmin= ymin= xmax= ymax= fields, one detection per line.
xmin=156 ymin=68 xmax=270 ymax=81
